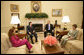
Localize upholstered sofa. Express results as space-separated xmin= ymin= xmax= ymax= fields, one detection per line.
xmin=1 ymin=33 xmax=28 ymax=54
xmin=64 ymin=28 xmax=83 ymax=54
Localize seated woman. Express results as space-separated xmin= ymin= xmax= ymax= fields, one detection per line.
xmin=60 ymin=24 xmax=79 ymax=47
xmin=8 ymin=27 xmax=33 ymax=53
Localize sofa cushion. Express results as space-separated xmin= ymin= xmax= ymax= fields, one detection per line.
xmin=6 ymin=35 xmax=12 ymax=48
xmin=10 ymin=45 xmax=27 ymax=50
xmin=6 ymin=48 xmax=26 ymax=54
xmin=65 ymin=40 xmax=83 ymax=54
xmin=1 ymin=33 xmax=10 ymax=52
xmin=1 ymin=42 xmax=7 ymax=54
xmin=79 ymin=29 xmax=83 ymax=41
xmin=67 ymin=40 xmax=83 ymax=51
xmin=6 ymin=45 xmax=27 ymax=54
xmin=76 ymin=28 xmax=83 ymax=41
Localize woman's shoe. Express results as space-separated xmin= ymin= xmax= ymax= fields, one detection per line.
xmin=36 ymin=41 xmax=38 ymax=42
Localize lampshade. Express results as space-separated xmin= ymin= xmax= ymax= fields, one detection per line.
xmin=10 ymin=16 xmax=21 ymax=24
xmin=62 ymin=16 xmax=70 ymax=23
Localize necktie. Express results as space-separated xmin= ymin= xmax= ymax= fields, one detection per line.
xmin=48 ymin=24 xmax=50 ymax=30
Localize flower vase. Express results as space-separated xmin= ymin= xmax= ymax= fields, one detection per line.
xmin=46 ymin=44 xmax=55 ymax=48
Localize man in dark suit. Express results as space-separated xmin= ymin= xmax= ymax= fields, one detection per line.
xmin=27 ymin=22 xmax=38 ymax=44
xmin=44 ymin=20 xmax=54 ymax=37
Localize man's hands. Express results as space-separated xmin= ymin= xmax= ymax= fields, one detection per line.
xmin=29 ymin=32 xmax=31 ymax=35
xmin=43 ymin=29 xmax=46 ymax=32
xmin=44 ymin=30 xmax=46 ymax=32
xmin=44 ymin=30 xmax=54 ymax=32
xmin=33 ymin=30 xmax=35 ymax=33
xmin=29 ymin=31 xmax=35 ymax=35
xmin=52 ymin=30 xmax=54 ymax=32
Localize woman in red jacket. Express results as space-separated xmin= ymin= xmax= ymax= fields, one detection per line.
xmin=8 ymin=27 xmax=33 ymax=53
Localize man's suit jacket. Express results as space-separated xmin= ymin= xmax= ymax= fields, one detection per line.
xmin=27 ymin=25 xmax=35 ymax=34
xmin=45 ymin=24 xmax=54 ymax=32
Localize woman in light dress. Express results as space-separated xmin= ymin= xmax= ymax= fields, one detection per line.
xmin=60 ymin=24 xmax=79 ymax=47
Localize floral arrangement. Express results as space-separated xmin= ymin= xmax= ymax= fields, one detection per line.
xmin=44 ymin=35 xmax=58 ymax=46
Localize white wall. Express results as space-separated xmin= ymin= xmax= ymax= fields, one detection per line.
xmin=1 ymin=1 xmax=83 ymax=33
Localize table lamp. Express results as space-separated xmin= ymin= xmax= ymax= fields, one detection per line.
xmin=62 ymin=16 xmax=70 ymax=30
xmin=10 ymin=15 xmax=21 ymax=28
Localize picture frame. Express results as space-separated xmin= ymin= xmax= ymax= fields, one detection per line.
xmin=31 ymin=1 xmax=41 ymax=13
xmin=10 ymin=4 xmax=19 ymax=12
xmin=52 ymin=9 xmax=62 ymax=17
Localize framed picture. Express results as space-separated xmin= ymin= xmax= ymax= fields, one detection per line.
xmin=10 ymin=4 xmax=19 ymax=12
xmin=52 ymin=9 xmax=62 ymax=17
xmin=31 ymin=1 xmax=41 ymax=13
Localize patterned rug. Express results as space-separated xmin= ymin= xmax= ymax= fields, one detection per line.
xmin=27 ymin=32 xmax=69 ymax=54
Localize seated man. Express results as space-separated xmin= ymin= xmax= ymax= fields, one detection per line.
xmin=44 ymin=20 xmax=54 ymax=38
xmin=60 ymin=24 xmax=79 ymax=47
xmin=27 ymin=22 xmax=38 ymax=44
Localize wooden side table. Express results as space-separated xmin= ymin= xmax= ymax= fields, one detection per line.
xmin=16 ymin=33 xmax=27 ymax=39
xmin=56 ymin=30 xmax=69 ymax=41
xmin=56 ymin=30 xmax=69 ymax=36
xmin=54 ymin=24 xmax=61 ymax=28
xmin=15 ymin=30 xmax=27 ymax=39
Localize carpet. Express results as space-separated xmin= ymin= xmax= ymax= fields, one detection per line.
xmin=27 ymin=32 xmax=69 ymax=54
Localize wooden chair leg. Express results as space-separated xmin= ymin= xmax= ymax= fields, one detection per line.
xmin=41 ymin=40 xmax=43 ymax=50
xmin=41 ymin=41 xmax=42 ymax=50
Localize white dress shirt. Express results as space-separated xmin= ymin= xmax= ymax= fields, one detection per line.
xmin=48 ymin=24 xmax=50 ymax=30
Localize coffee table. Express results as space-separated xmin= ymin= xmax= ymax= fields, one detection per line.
xmin=41 ymin=40 xmax=64 ymax=54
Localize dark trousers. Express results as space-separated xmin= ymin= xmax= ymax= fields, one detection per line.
xmin=28 ymin=32 xmax=38 ymax=44
xmin=44 ymin=30 xmax=54 ymax=38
